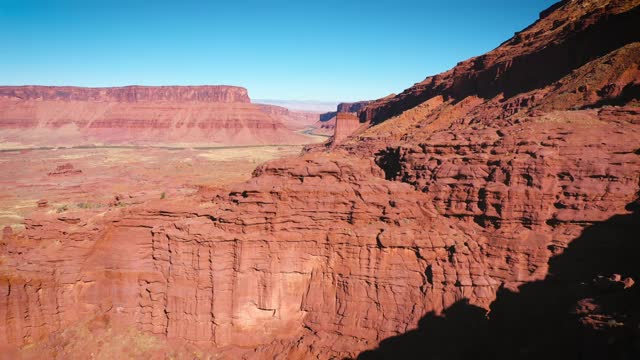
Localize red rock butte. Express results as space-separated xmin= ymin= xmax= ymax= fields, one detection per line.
xmin=313 ymin=101 xmax=373 ymax=137
xmin=332 ymin=112 xmax=360 ymax=143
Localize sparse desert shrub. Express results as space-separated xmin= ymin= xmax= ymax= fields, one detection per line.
xmin=76 ymin=202 xmax=104 ymax=209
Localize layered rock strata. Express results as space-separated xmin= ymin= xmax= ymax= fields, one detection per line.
xmin=0 ymin=86 xmax=310 ymax=147
xmin=332 ymin=113 xmax=361 ymax=144
xmin=0 ymin=85 xmax=250 ymax=103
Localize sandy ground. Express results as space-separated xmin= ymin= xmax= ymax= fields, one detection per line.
xmin=0 ymin=145 xmax=308 ymax=230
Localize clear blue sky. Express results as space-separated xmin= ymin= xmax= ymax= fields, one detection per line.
xmin=1 ymin=0 xmax=557 ymax=102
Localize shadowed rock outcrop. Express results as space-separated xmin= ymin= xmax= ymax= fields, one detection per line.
xmin=357 ymin=199 xmax=640 ymax=360
xmin=359 ymin=0 xmax=640 ymax=125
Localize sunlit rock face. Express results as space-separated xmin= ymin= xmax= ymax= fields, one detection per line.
xmin=0 ymin=85 xmax=312 ymax=147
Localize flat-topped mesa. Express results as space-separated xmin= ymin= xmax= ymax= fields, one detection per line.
xmin=333 ymin=112 xmax=360 ymax=143
xmin=0 ymin=85 xmax=317 ymax=146
xmin=0 ymin=85 xmax=251 ymax=103
xmin=336 ymin=100 xmax=372 ymax=113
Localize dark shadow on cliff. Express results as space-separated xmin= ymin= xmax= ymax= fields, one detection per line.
xmin=375 ymin=147 xmax=402 ymax=181
xmin=355 ymin=199 xmax=640 ymax=360
xmin=320 ymin=111 xmax=337 ymax=122
xmin=585 ymin=83 xmax=640 ymax=108
xmin=365 ymin=4 xmax=640 ymax=125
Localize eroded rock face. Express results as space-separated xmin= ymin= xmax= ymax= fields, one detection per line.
xmin=0 ymin=86 xmax=312 ymax=147
xmin=315 ymin=101 xmax=373 ymax=138
xmin=337 ymin=101 xmax=373 ymax=114
xmin=3 ymin=117 xmax=638 ymax=357
xmin=332 ymin=113 xmax=361 ymax=144
xmin=359 ymin=0 xmax=640 ymax=125
xmin=0 ymin=154 xmax=500 ymax=356
xmin=255 ymin=104 xmax=321 ymax=130
xmin=1 ymin=0 xmax=640 ymax=358
xmin=0 ymin=85 xmax=250 ymax=103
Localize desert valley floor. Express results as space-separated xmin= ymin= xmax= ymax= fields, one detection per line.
xmin=0 ymin=143 xmax=324 ymax=232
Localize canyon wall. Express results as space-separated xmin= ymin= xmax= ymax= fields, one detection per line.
xmin=0 ymin=86 xmax=311 ymax=147
xmin=0 ymin=85 xmax=250 ymax=103
xmin=1 ymin=0 xmax=640 ymax=358
xmin=255 ymin=104 xmax=321 ymax=130
xmin=337 ymin=100 xmax=373 ymax=114
xmin=359 ymin=0 xmax=640 ymax=124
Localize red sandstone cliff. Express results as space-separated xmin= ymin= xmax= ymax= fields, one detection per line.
xmin=255 ymin=104 xmax=321 ymax=130
xmin=0 ymin=86 xmax=311 ymax=147
xmin=1 ymin=0 xmax=640 ymax=359
xmin=0 ymin=85 xmax=250 ymax=103
xmin=332 ymin=112 xmax=361 ymax=144
xmin=359 ymin=0 xmax=640 ymax=125
xmin=313 ymin=101 xmax=373 ymax=137
xmin=337 ymin=100 xmax=374 ymax=113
